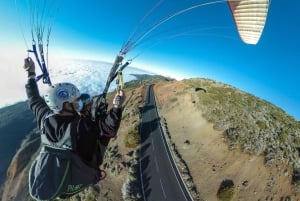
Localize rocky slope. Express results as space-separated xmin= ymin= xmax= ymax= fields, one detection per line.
xmin=0 ymin=102 xmax=35 ymax=194
xmin=154 ymin=78 xmax=300 ymax=200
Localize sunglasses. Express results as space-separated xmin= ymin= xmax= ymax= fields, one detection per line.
xmin=79 ymin=93 xmax=92 ymax=105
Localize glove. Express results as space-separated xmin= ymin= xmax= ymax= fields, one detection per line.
xmin=24 ymin=57 xmax=35 ymax=73
xmin=113 ymin=90 xmax=124 ymax=108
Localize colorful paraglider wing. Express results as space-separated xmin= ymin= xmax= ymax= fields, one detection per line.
xmin=227 ymin=0 xmax=269 ymax=45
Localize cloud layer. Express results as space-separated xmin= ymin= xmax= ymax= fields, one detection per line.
xmin=1 ymin=59 xmax=154 ymax=108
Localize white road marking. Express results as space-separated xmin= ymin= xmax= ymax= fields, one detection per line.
xmin=139 ymin=121 xmax=147 ymax=201
xmin=160 ymin=179 xmax=167 ymax=199
xmin=156 ymin=109 xmax=189 ymax=201
xmin=152 ymin=138 xmax=155 ymax=151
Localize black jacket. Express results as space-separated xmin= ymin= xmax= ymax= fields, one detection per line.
xmin=25 ymin=78 xmax=122 ymax=165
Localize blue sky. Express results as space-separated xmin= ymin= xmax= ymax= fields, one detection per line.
xmin=0 ymin=0 xmax=299 ymax=120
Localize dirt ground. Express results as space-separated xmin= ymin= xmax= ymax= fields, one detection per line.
xmin=154 ymin=81 xmax=299 ymax=201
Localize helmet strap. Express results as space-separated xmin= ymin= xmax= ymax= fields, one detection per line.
xmin=70 ymin=103 xmax=80 ymax=116
xmin=61 ymin=102 xmax=79 ymax=116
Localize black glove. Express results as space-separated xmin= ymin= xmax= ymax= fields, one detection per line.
xmin=24 ymin=57 xmax=35 ymax=72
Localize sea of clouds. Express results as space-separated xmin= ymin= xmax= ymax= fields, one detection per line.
xmin=0 ymin=58 xmax=155 ymax=108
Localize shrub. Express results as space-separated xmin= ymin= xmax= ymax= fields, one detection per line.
xmin=170 ymin=97 xmax=178 ymax=103
xmin=217 ymin=180 xmax=235 ymax=201
xmin=125 ymin=124 xmax=140 ymax=148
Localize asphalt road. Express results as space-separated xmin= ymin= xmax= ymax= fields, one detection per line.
xmin=139 ymin=85 xmax=192 ymax=201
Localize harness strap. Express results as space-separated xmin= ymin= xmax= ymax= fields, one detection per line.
xmin=40 ymin=112 xmax=73 ymax=150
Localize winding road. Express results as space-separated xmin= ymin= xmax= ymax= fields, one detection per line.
xmin=139 ymin=85 xmax=192 ymax=201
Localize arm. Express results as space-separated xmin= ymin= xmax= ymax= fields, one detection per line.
xmin=24 ymin=58 xmax=51 ymax=128
xmin=98 ymin=91 xmax=124 ymax=146
xmin=98 ymin=107 xmax=122 ymax=144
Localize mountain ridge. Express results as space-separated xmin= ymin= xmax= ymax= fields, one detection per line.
xmin=0 ymin=102 xmax=35 ymax=184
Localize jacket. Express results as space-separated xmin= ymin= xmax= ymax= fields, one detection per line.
xmin=25 ymin=78 xmax=122 ymax=165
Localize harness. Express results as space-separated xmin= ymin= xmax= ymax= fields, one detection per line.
xmin=40 ymin=112 xmax=106 ymax=174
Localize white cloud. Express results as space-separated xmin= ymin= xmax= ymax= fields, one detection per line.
xmin=0 ymin=57 xmax=155 ymax=108
xmin=0 ymin=45 xmax=28 ymax=107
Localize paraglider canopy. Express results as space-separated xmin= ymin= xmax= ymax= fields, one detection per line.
xmin=228 ymin=0 xmax=269 ymax=45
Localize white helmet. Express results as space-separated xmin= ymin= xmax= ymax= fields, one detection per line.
xmin=44 ymin=82 xmax=82 ymax=112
